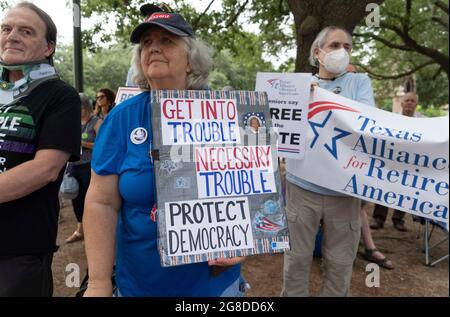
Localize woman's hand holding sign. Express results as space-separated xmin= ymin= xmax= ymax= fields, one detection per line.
xmin=209 ymin=257 xmax=246 ymax=277
xmin=208 ymin=256 xmax=245 ymax=267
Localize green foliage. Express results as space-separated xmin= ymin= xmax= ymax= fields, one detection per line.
xmin=417 ymin=104 xmax=449 ymax=117
xmin=209 ymin=48 xmax=275 ymax=90
xmin=354 ymin=0 xmax=449 ymax=108
xmin=54 ymin=43 xmax=132 ymax=99
xmin=2 ymin=0 xmax=446 ymax=110
xmin=79 ymin=0 xmax=283 ymax=90
xmin=0 ymin=0 xmax=8 ymax=11
xmin=80 ymin=0 xmax=142 ymax=51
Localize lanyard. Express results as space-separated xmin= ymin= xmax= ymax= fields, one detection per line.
xmin=148 ymin=94 xmax=158 ymax=222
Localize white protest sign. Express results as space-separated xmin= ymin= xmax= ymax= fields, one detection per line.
xmin=195 ymin=145 xmax=277 ymax=198
xmin=160 ymin=98 xmax=241 ymax=145
xmin=115 ymin=87 xmax=143 ymax=105
xmin=287 ymin=87 xmax=449 ymax=226
xmin=256 ymin=72 xmax=312 ymax=159
xmin=165 ymin=197 xmax=254 ymax=257
xmin=152 ymin=90 xmax=289 ymax=267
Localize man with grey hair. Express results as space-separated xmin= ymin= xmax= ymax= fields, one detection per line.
xmin=283 ymin=26 xmax=375 ymax=297
xmin=0 ymin=2 xmax=80 ymax=296
xmin=371 ymin=91 xmax=423 ymax=231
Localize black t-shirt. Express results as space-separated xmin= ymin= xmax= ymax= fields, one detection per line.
xmin=0 ymin=79 xmax=81 ymax=255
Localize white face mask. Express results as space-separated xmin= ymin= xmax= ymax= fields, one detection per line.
xmin=318 ymin=48 xmax=350 ymax=75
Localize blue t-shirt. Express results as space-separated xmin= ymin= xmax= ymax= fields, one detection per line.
xmin=92 ymin=92 xmax=240 ymax=296
xmin=286 ymin=72 xmax=376 ymax=196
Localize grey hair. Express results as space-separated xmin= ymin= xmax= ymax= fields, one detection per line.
xmin=79 ymin=93 xmax=92 ymax=112
xmin=309 ymin=26 xmax=352 ymax=67
xmin=131 ymin=36 xmax=213 ymax=90
xmin=12 ymin=1 xmax=57 ymax=65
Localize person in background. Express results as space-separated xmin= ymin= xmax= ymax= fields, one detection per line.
xmin=370 ymin=91 xmax=423 ymax=232
xmin=94 ymin=88 xmax=115 ymax=119
xmin=83 ymin=7 xmax=245 ymax=297
xmin=346 ymin=64 xmax=394 ymax=270
xmin=0 ymin=1 xmax=80 ymax=296
xmin=360 ymin=201 xmax=394 ymax=269
xmin=65 ymin=93 xmax=102 ymax=244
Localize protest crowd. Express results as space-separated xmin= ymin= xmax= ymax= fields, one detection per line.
xmin=0 ymin=1 xmax=447 ymax=298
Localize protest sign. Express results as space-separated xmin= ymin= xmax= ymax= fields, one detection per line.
xmin=152 ymin=90 xmax=289 ymax=267
xmin=287 ymin=87 xmax=449 ymax=227
xmin=256 ymin=72 xmax=312 ymax=159
xmin=195 ymin=146 xmax=277 ymax=198
xmin=115 ymin=87 xmax=143 ymax=104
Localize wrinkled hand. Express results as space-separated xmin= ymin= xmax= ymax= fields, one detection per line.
xmin=208 ymin=256 xmax=245 ymax=267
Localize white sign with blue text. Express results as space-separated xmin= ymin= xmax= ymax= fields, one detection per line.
xmin=256 ymin=72 xmax=312 ymax=159
xmin=287 ymin=87 xmax=449 ymax=227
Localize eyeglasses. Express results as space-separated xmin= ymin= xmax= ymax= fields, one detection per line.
xmin=96 ymin=95 xmax=106 ymax=100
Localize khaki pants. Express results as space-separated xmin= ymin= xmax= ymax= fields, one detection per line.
xmin=282 ymin=182 xmax=361 ymax=297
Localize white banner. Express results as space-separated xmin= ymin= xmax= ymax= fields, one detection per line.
xmin=115 ymin=87 xmax=143 ymax=104
xmin=287 ymin=87 xmax=449 ymax=227
xmin=256 ymin=72 xmax=312 ymax=159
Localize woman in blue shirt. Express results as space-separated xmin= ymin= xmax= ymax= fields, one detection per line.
xmin=83 ymin=9 xmax=243 ymax=297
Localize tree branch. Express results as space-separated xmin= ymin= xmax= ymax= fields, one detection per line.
xmin=192 ymin=0 xmax=215 ymax=29
xmin=432 ymin=16 xmax=449 ymax=29
xmin=353 ymin=38 xmax=375 ymax=45
xmin=434 ymin=0 xmax=449 ymax=14
xmin=278 ymin=0 xmax=284 ymax=13
xmin=354 ymin=32 xmax=414 ymax=51
xmin=380 ymin=21 xmax=449 ymax=70
xmin=404 ymin=0 xmax=412 ymax=32
xmin=225 ymin=0 xmax=249 ymax=29
xmin=355 ymin=60 xmax=436 ymax=80
xmin=432 ymin=67 xmax=443 ymax=80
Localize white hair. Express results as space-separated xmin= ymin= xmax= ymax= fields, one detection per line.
xmin=79 ymin=93 xmax=92 ymax=112
xmin=131 ymin=36 xmax=213 ymax=90
xmin=309 ymin=26 xmax=353 ymax=67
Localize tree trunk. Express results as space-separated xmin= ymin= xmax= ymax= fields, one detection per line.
xmin=287 ymin=0 xmax=385 ymax=73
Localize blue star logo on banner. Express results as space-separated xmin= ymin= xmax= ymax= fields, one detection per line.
xmin=309 ymin=111 xmax=352 ymax=160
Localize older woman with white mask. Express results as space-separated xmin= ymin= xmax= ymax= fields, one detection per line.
xmin=83 ymin=7 xmax=244 ymax=297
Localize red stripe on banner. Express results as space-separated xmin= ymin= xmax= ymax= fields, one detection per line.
xmin=308 ymin=105 xmax=360 ymax=120
xmin=310 ymin=100 xmax=356 ymax=110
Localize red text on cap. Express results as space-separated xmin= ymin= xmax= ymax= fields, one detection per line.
xmin=146 ymin=13 xmax=171 ymax=22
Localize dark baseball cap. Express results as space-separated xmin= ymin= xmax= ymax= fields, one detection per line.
xmin=130 ymin=12 xmax=195 ymax=43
